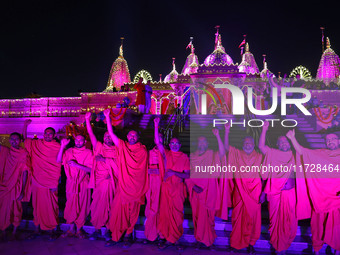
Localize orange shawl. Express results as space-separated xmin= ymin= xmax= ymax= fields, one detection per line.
xmin=116 ymin=139 xmax=148 ymax=203
xmin=62 ymin=147 xmax=93 ymax=194
xmin=0 ymin=146 xmax=31 ymax=201
xmin=24 ymin=139 xmax=61 ymax=189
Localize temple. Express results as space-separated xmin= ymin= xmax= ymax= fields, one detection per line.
xmin=1 ymin=28 xmax=340 ymax=253
xmin=0 ymin=28 xmax=339 ymax=142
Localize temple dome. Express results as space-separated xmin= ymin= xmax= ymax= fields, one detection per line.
xmin=164 ymin=58 xmax=179 ymax=83
xmin=104 ymin=43 xmax=131 ymax=92
xmin=182 ymin=42 xmax=199 ymax=75
xmin=204 ymin=32 xmax=233 ymax=66
xmin=316 ymin=37 xmax=340 ymax=82
xmin=238 ymin=43 xmax=260 ymax=74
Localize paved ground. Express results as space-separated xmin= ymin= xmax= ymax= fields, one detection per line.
xmin=0 ymin=230 xmax=273 ymax=255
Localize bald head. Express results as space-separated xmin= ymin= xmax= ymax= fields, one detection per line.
xmin=325 ymin=133 xmax=339 ymax=150
xmin=43 ymin=127 xmax=56 ymax=142
xmin=9 ymin=132 xmax=22 ymax=149
xmin=127 ymin=130 xmax=139 ymax=145
xmin=197 ymin=136 xmax=209 ymax=154
xmin=74 ymin=134 xmax=86 ymax=148
xmin=242 ymin=136 xmax=255 ymax=155
xmin=169 ymin=137 xmax=181 ymax=152
xmin=277 ymin=136 xmax=291 ymax=152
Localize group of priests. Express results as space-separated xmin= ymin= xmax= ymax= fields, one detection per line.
xmin=0 ymin=110 xmax=339 ymax=255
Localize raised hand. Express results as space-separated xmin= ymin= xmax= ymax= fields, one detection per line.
xmin=212 ymin=128 xmax=219 ymax=137
xmin=225 ymin=122 xmax=231 ymax=132
xmin=61 ymin=138 xmax=70 ymax=148
xmin=263 ymin=121 xmax=270 ymax=131
xmin=85 ymin=112 xmax=92 ymax=121
xmin=154 ymin=117 xmax=160 ymax=126
xmin=24 ymin=119 xmax=32 ymax=126
xmin=103 ymin=109 xmax=111 ymax=118
xmin=286 ymin=129 xmax=295 ymax=140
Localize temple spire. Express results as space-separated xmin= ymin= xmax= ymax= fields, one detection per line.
xmin=182 ymin=37 xmax=200 ymax=75
xmin=326 ymin=37 xmax=331 ymax=49
xmin=316 ymin=36 xmax=340 ymax=82
xmin=245 ymin=42 xmax=249 ymax=53
xmin=190 ymin=37 xmax=195 ymax=54
xmin=104 ymin=37 xmax=131 ymax=92
xmin=119 ymin=37 xmax=124 ymax=57
xmin=186 ymin=37 xmax=195 ymax=54
xmin=214 ymin=25 xmax=220 ymax=50
xmin=172 ymin=57 xmax=176 ymax=71
xmin=164 ymin=58 xmax=179 ymax=82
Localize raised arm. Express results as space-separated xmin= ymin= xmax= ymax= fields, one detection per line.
xmin=286 ymin=129 xmax=303 ymax=155
xmin=103 ymin=109 xmax=120 ymax=147
xmin=212 ymin=128 xmax=226 ymax=159
xmin=23 ymin=119 xmax=32 ymax=140
xmin=224 ymin=123 xmax=231 ymax=152
xmin=259 ymin=121 xmax=270 ymax=155
xmin=85 ymin=112 xmax=98 ymax=149
xmin=154 ymin=117 xmax=165 ymax=157
xmin=56 ymin=138 xmax=70 ymax=163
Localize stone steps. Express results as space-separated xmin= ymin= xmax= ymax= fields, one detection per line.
xmin=19 ymin=218 xmax=322 ymax=254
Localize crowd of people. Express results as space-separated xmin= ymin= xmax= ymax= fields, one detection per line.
xmin=0 ymin=109 xmax=339 ymax=255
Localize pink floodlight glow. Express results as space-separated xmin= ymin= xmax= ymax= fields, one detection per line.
xmin=238 ymin=43 xmax=260 ymax=74
xmin=204 ymin=51 xmax=233 ymax=66
xmin=204 ymin=29 xmax=234 ymax=66
xmin=182 ymin=53 xmax=199 ymax=75
xmin=316 ymin=39 xmax=340 ymax=82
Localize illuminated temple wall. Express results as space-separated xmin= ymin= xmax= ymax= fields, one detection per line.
xmin=0 ymin=72 xmax=339 ymax=142
xmin=0 ymin=87 xmax=185 ymax=139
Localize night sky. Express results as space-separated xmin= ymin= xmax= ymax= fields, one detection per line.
xmin=1 ymin=0 xmax=339 ymax=99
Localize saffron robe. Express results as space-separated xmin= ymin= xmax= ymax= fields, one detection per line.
xmin=24 ymin=139 xmax=61 ymax=230
xmin=228 ymin=146 xmax=263 ymax=250
xmin=62 ymin=147 xmax=93 ymax=229
xmin=263 ymin=148 xmax=298 ymax=252
xmin=0 ymin=146 xmax=30 ymax=230
xmin=300 ymin=148 xmax=340 ymax=252
xmin=144 ymin=146 xmax=166 ymax=241
xmin=89 ymin=142 xmax=117 ymax=229
xmin=158 ymin=150 xmax=190 ymax=243
xmin=216 ymin=155 xmax=233 ymax=220
xmin=187 ymin=149 xmax=220 ymax=247
xmin=109 ymin=139 xmax=148 ymax=241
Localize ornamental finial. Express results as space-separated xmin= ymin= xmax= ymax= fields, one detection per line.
xmin=326 ymin=37 xmax=331 ymax=49
xmin=119 ymin=37 xmax=124 ymax=57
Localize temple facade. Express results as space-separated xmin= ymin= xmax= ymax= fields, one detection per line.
xmin=0 ymin=29 xmax=339 ymax=141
